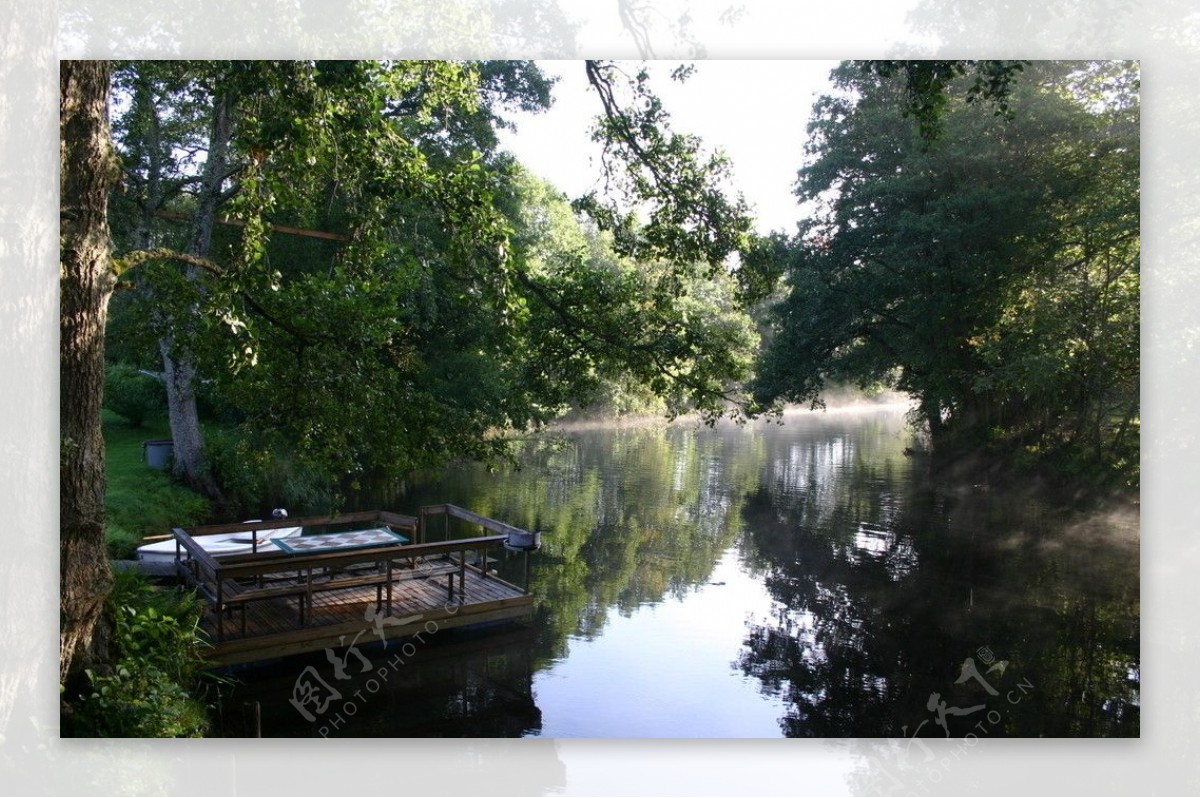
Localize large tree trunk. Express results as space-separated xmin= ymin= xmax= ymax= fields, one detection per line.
xmin=160 ymin=334 xmax=221 ymax=497
xmin=60 ymin=60 xmax=119 ymax=684
xmin=158 ymin=92 xmax=233 ymax=499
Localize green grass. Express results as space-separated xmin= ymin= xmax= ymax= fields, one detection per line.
xmin=103 ymin=409 xmax=212 ymax=559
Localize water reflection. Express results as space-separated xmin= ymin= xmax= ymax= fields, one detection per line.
xmin=736 ymin=412 xmax=1139 ymax=737
xmin=228 ymin=407 xmax=1137 ymax=737
xmin=380 ymin=421 xmax=765 ymax=668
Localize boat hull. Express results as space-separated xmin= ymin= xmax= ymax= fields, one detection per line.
xmin=136 ymin=525 xmax=303 ymax=564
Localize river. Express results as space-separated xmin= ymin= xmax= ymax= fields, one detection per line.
xmin=216 ymin=405 xmax=1139 ymax=738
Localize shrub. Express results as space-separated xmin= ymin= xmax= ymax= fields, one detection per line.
xmin=205 ymin=426 xmax=337 ymax=517
xmin=104 ymin=362 xmax=166 ymax=428
xmin=71 ymin=571 xmax=214 ymax=737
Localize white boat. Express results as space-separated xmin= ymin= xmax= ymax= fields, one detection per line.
xmin=136 ymin=522 xmax=303 ymax=565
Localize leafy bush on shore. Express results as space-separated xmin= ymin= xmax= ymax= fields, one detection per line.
xmin=104 ymin=362 xmax=166 ymax=428
xmin=70 ymin=571 xmax=213 ymax=737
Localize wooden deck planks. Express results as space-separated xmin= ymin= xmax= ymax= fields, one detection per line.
xmin=202 ymin=566 xmax=532 ymax=665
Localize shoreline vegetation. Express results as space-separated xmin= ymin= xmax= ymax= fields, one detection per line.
xmin=102 ymin=409 xmax=212 ymax=560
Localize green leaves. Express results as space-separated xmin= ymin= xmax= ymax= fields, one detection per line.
xmin=103 ymin=362 xmax=166 ymax=427
xmin=73 ymin=571 xmax=211 ymax=737
xmin=858 ymin=60 xmax=1029 ymax=142
xmin=577 ymin=61 xmax=756 ymax=273
xmin=756 ymin=61 xmax=1139 ymax=479
xmin=107 ymin=59 xmax=775 ymax=497
xmin=507 ymin=168 xmax=761 ymax=425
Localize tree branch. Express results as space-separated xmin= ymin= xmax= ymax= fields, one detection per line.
xmin=513 ymin=269 xmax=743 ymax=413
xmin=114 ymin=247 xmax=222 ymax=277
xmin=114 ymin=247 xmax=333 ymax=345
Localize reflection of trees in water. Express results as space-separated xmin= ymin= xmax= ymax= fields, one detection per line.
xmin=736 ymin=427 xmax=1140 ymax=737
xmin=391 ymin=421 xmax=768 ymax=667
xmin=736 ymin=485 xmax=951 ymax=737
xmin=370 ymin=411 xmax=1137 ymax=738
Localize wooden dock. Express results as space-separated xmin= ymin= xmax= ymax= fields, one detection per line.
xmin=204 ymin=565 xmax=534 ymax=666
xmin=168 ymin=507 xmax=538 ymax=667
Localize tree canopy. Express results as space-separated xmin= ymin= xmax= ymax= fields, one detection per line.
xmin=752 ymin=60 xmax=1139 ymax=481
xmin=103 ymin=59 xmax=764 ymax=506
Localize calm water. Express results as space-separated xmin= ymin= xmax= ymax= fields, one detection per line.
xmin=217 ymin=407 xmax=1139 ymax=738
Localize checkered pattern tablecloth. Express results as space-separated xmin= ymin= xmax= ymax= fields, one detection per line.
xmin=271 ymin=527 xmax=408 ymax=554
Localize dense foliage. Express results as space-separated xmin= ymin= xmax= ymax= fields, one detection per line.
xmin=69 ymin=571 xmax=212 ymax=737
xmin=63 ymin=59 xmax=1141 ymax=713
xmin=106 ymin=60 xmax=762 ymax=509
xmin=102 ymin=362 xmax=165 ymax=427
xmin=753 ymin=61 xmax=1139 ymax=484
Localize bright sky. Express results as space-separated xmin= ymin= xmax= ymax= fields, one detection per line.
xmin=496 ymin=60 xmax=840 ymax=236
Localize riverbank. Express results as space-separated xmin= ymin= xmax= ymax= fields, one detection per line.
xmin=545 ymin=400 xmax=1136 ymax=509
xmin=543 ymin=394 xmax=916 ymax=433
xmin=58 ymin=413 xmax=220 ymax=738
xmin=266 ymin=403 xmax=1139 ymax=737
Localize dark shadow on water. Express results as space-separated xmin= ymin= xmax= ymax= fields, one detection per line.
xmin=214 ymin=626 xmax=542 ymax=738
xmin=735 ymin=454 xmax=1139 ymax=737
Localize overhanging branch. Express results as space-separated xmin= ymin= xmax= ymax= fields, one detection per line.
xmin=114 ymin=247 xmax=333 ymax=345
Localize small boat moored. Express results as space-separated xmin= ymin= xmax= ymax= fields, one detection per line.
xmin=136 ymin=509 xmax=302 ymax=565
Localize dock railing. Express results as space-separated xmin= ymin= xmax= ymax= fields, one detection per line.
xmin=172 ymin=508 xmax=532 ymax=642
xmin=419 ymin=504 xmax=539 ymax=592
xmin=417 ymin=503 xmax=527 ymax=543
